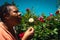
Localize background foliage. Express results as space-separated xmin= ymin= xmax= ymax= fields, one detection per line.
xmin=15 ymin=8 xmax=60 ymax=40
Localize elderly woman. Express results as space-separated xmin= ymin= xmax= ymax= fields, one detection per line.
xmin=0 ymin=4 xmax=34 ymax=40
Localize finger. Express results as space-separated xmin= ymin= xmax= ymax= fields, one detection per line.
xmin=28 ymin=27 xmax=34 ymax=33
xmin=30 ymin=28 xmax=34 ymax=33
xmin=28 ymin=27 xmax=33 ymax=31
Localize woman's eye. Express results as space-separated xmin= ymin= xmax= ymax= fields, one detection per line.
xmin=14 ymin=11 xmax=19 ymax=13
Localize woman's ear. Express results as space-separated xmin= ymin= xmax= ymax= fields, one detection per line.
xmin=3 ymin=13 xmax=10 ymax=19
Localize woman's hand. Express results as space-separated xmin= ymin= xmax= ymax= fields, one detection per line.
xmin=22 ymin=27 xmax=34 ymax=40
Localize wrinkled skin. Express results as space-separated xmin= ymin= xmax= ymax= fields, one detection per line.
xmin=3 ymin=6 xmax=34 ymax=40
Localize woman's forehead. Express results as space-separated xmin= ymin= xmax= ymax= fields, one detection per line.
xmin=7 ymin=6 xmax=18 ymax=11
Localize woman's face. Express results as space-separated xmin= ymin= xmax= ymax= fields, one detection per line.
xmin=7 ymin=6 xmax=21 ymax=24
xmin=8 ymin=6 xmax=21 ymax=17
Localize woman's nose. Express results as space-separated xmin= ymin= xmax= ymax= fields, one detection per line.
xmin=18 ymin=12 xmax=21 ymax=16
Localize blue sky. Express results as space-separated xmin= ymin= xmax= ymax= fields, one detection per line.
xmin=0 ymin=0 xmax=57 ymax=16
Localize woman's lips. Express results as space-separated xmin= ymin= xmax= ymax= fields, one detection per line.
xmin=16 ymin=16 xmax=22 ymax=22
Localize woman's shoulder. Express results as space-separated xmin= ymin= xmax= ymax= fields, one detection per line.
xmin=0 ymin=21 xmax=7 ymax=33
xmin=0 ymin=21 xmax=5 ymax=28
xmin=0 ymin=21 xmax=16 ymax=40
xmin=0 ymin=22 xmax=5 ymax=34
xmin=0 ymin=21 xmax=4 ymax=25
xmin=0 ymin=21 xmax=5 ymax=31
